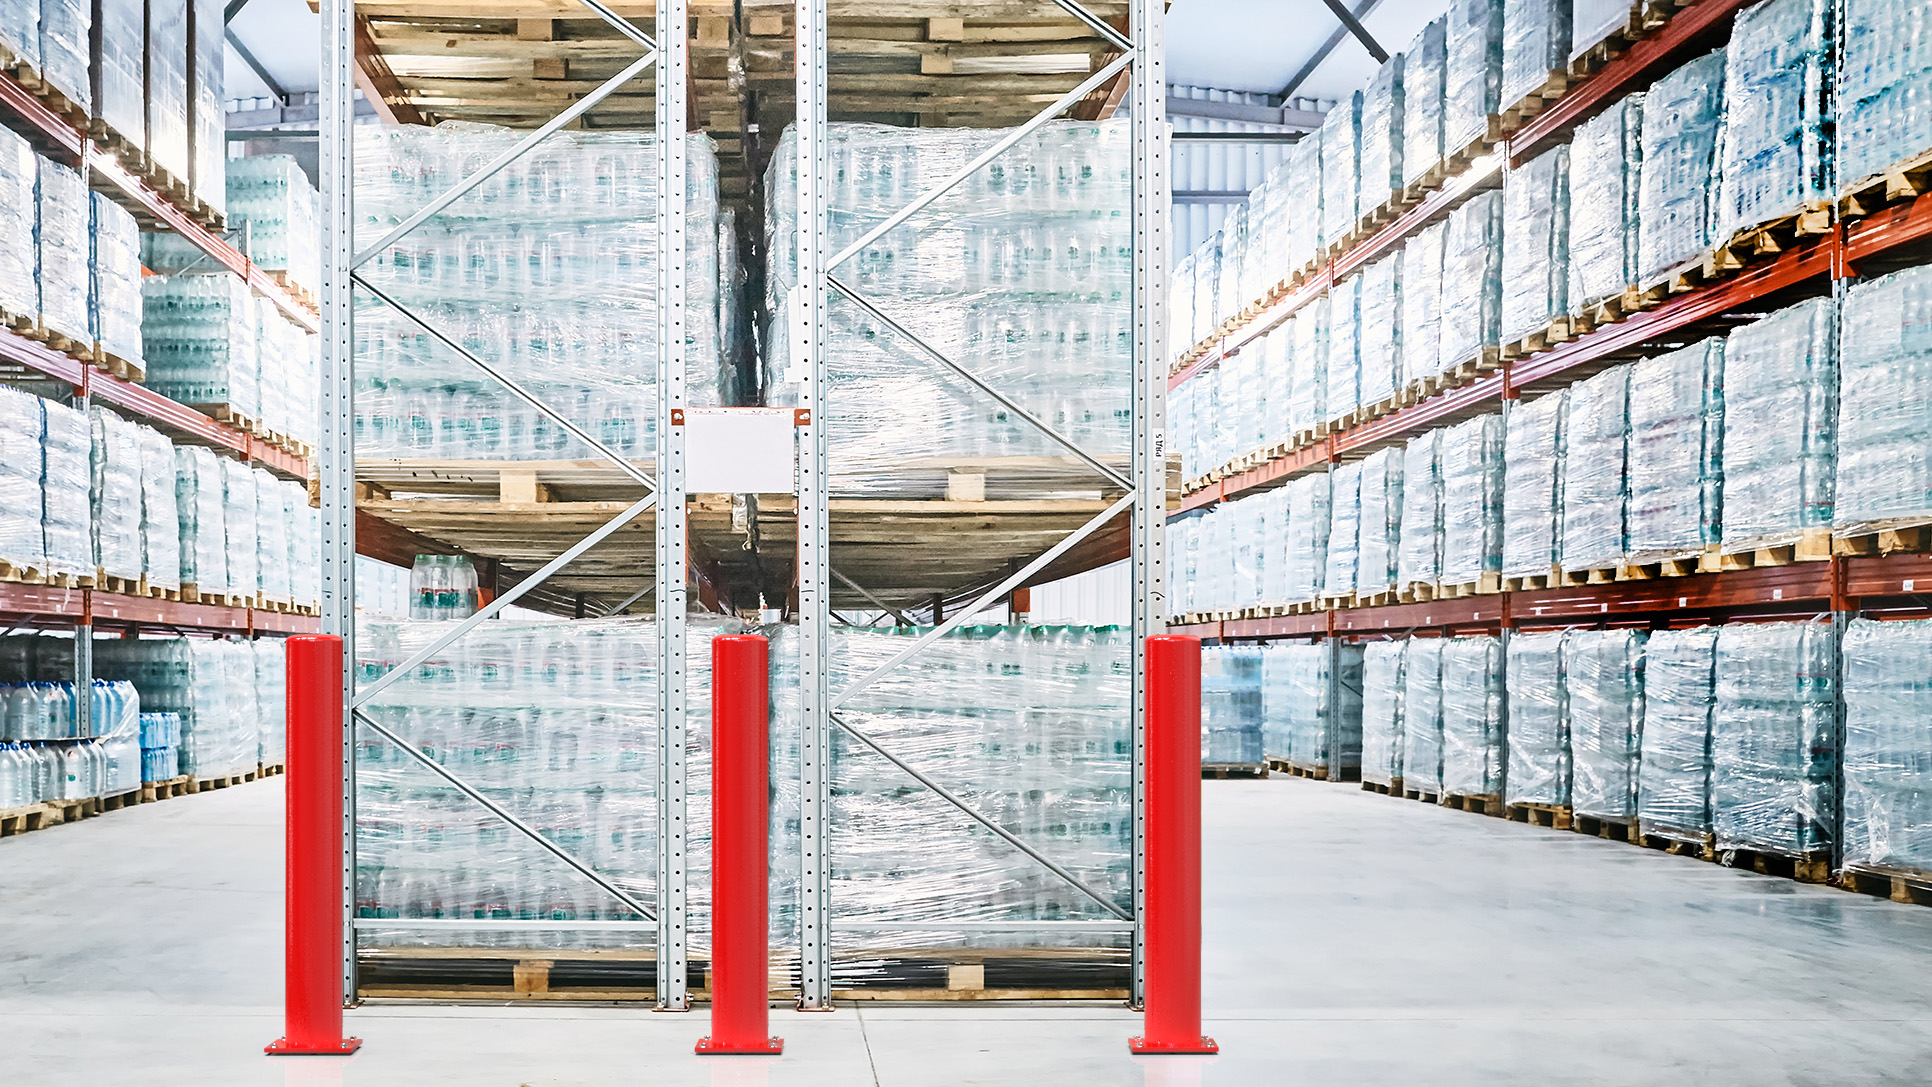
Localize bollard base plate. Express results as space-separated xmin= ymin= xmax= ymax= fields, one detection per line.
xmin=265 ymin=1037 xmax=363 ymax=1056
xmin=696 ymin=1036 xmax=785 ymax=1055
xmin=1129 ymin=1035 xmax=1218 ymax=1055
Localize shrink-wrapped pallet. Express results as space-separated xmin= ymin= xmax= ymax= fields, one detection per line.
xmin=1499 ymin=145 xmax=1569 ymax=345
xmin=37 ymin=0 xmax=90 ymax=111
xmin=0 ymin=0 xmax=37 ymax=69
xmin=1284 ymin=136 xmax=1323 ymax=269
xmin=37 ymin=157 xmax=90 ymax=344
xmin=90 ymin=193 xmax=143 ymax=370
xmin=187 ymin=0 xmax=223 ymax=219
xmin=1402 ymin=637 xmax=1444 ymax=795
xmin=221 ymin=457 xmax=257 ymax=597
xmin=1838 ymin=0 xmax=1932 ymax=194
xmin=292 ymin=500 xmax=319 ymax=606
xmin=1638 ymin=625 xmax=1718 ymax=838
xmin=1835 ymin=264 xmax=1932 ymax=534
xmin=146 ymin=0 xmax=189 ymax=184
xmin=1439 ymin=413 xmax=1504 ymax=586
xmin=91 ymin=0 xmax=143 ymax=146
xmin=1572 ymin=0 xmax=1635 ymax=62
xmin=1361 ymin=639 xmax=1407 ymax=787
xmin=1637 ymin=49 xmax=1727 ymax=283
xmin=1567 ymin=628 xmax=1645 ymax=820
xmin=1262 ymin=641 xmax=1365 ymax=775
xmin=1328 ymin=274 xmax=1360 ymax=422
xmin=150 ymin=155 xmax=319 ymax=291
xmin=41 ymin=398 xmax=91 ymax=580
xmin=143 ymin=274 xmax=260 ymax=420
xmin=1258 ymin=160 xmax=1294 ymax=284
xmin=1440 ymin=634 xmax=1504 ymax=798
xmin=1360 ymin=56 xmax=1405 ymax=216
xmin=1170 ymin=515 xmax=1195 ymax=616
xmin=1403 ymin=17 xmax=1449 ymax=189
xmin=256 ymin=467 xmax=291 ymax=603
xmin=1216 ymin=207 xmax=1249 ymax=323
xmin=1258 ymin=487 xmax=1292 ymax=605
xmin=90 ymin=406 xmax=142 ymax=581
xmin=1202 ymin=644 xmax=1264 ymax=766
xmin=1715 ymin=0 xmax=1829 ymax=242
xmin=1357 ymin=447 xmax=1404 ymax=593
xmin=1841 ymin=617 xmax=1932 ymax=875
xmin=1398 ymin=430 xmax=1443 ymax=588
xmin=1712 ymin=620 xmax=1837 ymax=857
xmin=1323 ymin=461 xmax=1362 ymax=597
xmin=174 ymin=446 xmax=224 ymax=594
xmin=95 ymin=637 xmax=258 ymax=779
xmin=1502 ymin=0 xmax=1571 ymax=110
xmin=1289 ymin=294 xmax=1328 ymax=436
xmin=1720 ymin=297 xmax=1835 ymax=552
xmin=1445 ymin=0 xmax=1505 ymax=157
xmin=0 ymin=387 xmax=45 ymax=574
xmin=1400 ymin=220 xmax=1446 ymax=384
xmin=1438 ymin=189 xmax=1502 ymax=370
xmin=1194 ymin=235 xmax=1222 ymax=338
xmin=1358 ymin=252 xmax=1403 ymax=408
xmin=254 ymin=637 xmax=286 ymax=767
xmin=1501 ymin=389 xmax=1565 ymax=580
xmin=1283 ymin=469 xmax=1332 ymax=605
xmin=1558 ymin=363 xmax=1630 ymax=572
xmin=1231 ymin=335 xmax=1269 ymax=455
xmin=1321 ymin=92 xmax=1363 ymax=253
xmin=137 ymin=426 xmax=179 ymax=591
xmin=1504 ymin=630 xmax=1568 ymax=807
xmin=1627 ymin=338 xmax=1724 ymax=560
xmin=1235 ymin=491 xmax=1269 ymax=608
xmin=1172 ymin=252 xmax=1198 ymax=352
xmin=0 ymin=127 xmax=33 ymax=323
xmin=1264 ymin=321 xmax=1294 ymax=443
xmin=1174 ymin=379 xmax=1198 ymax=481
xmin=1568 ymin=94 xmax=1644 ymax=313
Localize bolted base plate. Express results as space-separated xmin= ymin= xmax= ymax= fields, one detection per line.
xmin=1129 ymin=1035 xmax=1218 ymax=1055
xmin=695 ymin=1036 xmax=785 ymax=1056
xmin=265 ymin=1037 xmax=364 ymax=1056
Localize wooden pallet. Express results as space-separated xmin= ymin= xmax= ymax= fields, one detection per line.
xmin=1634 ymin=821 xmax=1714 ymax=860
xmin=1202 ymin=762 xmax=1268 ymax=780
xmin=95 ymin=343 xmax=146 ymax=383
xmin=0 ymin=803 xmax=56 ymax=837
xmin=1401 ymin=787 xmax=1440 ymax=804
xmin=99 ymin=787 xmax=143 ymax=813
xmin=1715 ymin=843 xmax=1830 ymax=884
xmin=1443 ymin=116 xmax=1504 ymax=172
xmin=1833 ymin=521 xmax=1932 ymax=558
xmin=1436 ymin=573 xmax=1503 ymax=598
xmin=1498 ymin=69 xmax=1572 ymax=132
xmin=1557 ymin=564 xmax=1623 ymax=587
xmin=185 ymin=768 xmax=258 ymax=794
xmin=1839 ymin=863 xmax=1932 ymax=907
xmin=1361 ymin=777 xmax=1402 ymax=796
xmin=1716 ymin=529 xmax=1834 ymax=570
xmin=1441 ymin=792 xmax=1503 ymax=817
xmin=1506 ymin=802 xmax=1574 ymax=830
xmin=1617 ymin=547 xmax=1720 ymax=580
xmin=1713 ymin=204 xmax=1834 ymax=271
xmin=2 ymin=58 xmax=91 ymax=129
xmin=1502 ymin=571 xmax=1555 ymax=592
xmin=1396 ymin=581 xmax=1437 ymax=603
xmin=1500 ymin=315 xmax=1578 ymax=361
xmin=1566 ymin=2 xmax=1645 ymax=79
xmin=141 ymin=775 xmax=191 ymax=803
xmin=260 ymin=762 xmax=287 ymax=777
xmin=266 ymin=271 xmax=320 ymax=314
xmin=1839 ymin=146 xmax=1932 ymax=222
xmin=1572 ymin=812 xmax=1636 ymax=842
xmin=194 ymin=402 xmax=269 ymax=440
xmin=1636 ymin=251 xmax=1722 ymax=305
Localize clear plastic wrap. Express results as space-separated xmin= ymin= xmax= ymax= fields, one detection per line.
xmin=145 ymin=0 xmax=188 ymax=183
xmin=1230 ymin=491 xmax=1265 ymax=609
xmin=255 ymin=467 xmax=291 ymax=603
xmin=1398 ymin=429 xmax=1443 ymax=587
xmin=1289 ymin=294 xmax=1329 ymax=436
xmin=0 ymin=385 xmax=45 ymax=573
xmin=1402 ymin=17 xmax=1449 ymax=188
xmin=1441 ymin=634 xmax=1505 ymax=798
xmin=1499 ymin=145 xmax=1569 ymax=344
xmin=1328 ymin=274 xmax=1361 ymax=421
xmin=1715 ymin=0 xmax=1829 ymax=242
xmin=1323 ymin=460 xmax=1363 ymax=596
xmin=1400 ymin=220 xmax=1446 ymax=384
xmin=137 ymin=425 xmax=179 ymax=591
xmin=91 ymin=0 xmax=143 ymax=145
xmin=90 ymin=193 xmax=143 ymax=368
xmin=1259 ymin=159 xmax=1295 ymax=285
xmin=150 ymin=155 xmax=319 ymax=291
xmin=1360 ymin=56 xmax=1406 ymax=216
xmin=0 ymin=0 xmax=37 ymax=70
xmin=1284 ymin=136 xmax=1324 ymax=268
xmin=173 ymin=445 xmax=226 ymax=594
xmin=141 ymin=710 xmax=181 ymax=782
xmin=1566 ymin=628 xmax=1644 ymax=819
xmin=253 ymin=637 xmax=286 ymax=767
xmin=1502 ymin=389 xmax=1565 ymax=579
xmin=1358 ymin=252 xmax=1403 ymax=408
xmin=1504 ymin=630 xmax=1568 ymax=807
xmin=1835 ymin=264 xmax=1932 ymax=534
xmin=1231 ymin=335 xmax=1269 ymax=455
xmin=0 ymin=126 xmax=33 ymax=321
xmin=1720 ymin=297 xmax=1836 ymax=551
xmin=1445 ymin=0 xmax=1505 ymax=155
xmin=1438 ymin=189 xmax=1502 ymax=368
xmin=1637 ymin=49 xmax=1728 ymax=282
xmin=292 ymin=500 xmax=319 ymax=606
xmin=89 ymin=406 xmax=142 ymax=581
xmin=1283 ymin=469 xmax=1332 ymax=605
xmin=220 ymin=457 xmax=257 ymax=597
xmin=1356 ymin=447 xmax=1405 ymax=593
xmin=1321 ymin=92 xmax=1363 ymax=252
xmin=142 ymin=274 xmax=259 ymax=420
xmin=1264 ymin=321 xmax=1295 ymax=442
xmin=1568 ymin=94 xmax=1644 ymax=312
xmin=1171 ymin=252 xmax=1198 ymax=354
xmin=359 ymin=126 xmax=722 ymax=459
xmin=1261 ymin=641 xmax=1364 ymax=772
xmin=37 ymin=156 xmax=90 ymax=343
xmin=41 ymin=398 xmax=90 ymax=579
xmin=187 ymin=0 xmax=222 ymax=219
xmin=94 ymin=636 xmax=260 ymax=778
xmin=1439 ymin=413 xmax=1504 ymax=584
xmin=1360 ymin=639 xmax=1407 ymax=786
xmin=1711 ymin=620 xmax=1837 ymax=855
xmin=1194 ymin=235 xmax=1222 ymax=339
xmin=1169 ymin=515 xmax=1195 ymax=616
xmin=1218 ymin=206 xmax=1250 ymax=323
xmin=1402 ymin=637 xmax=1444 ymax=794
xmin=1627 ymin=338 xmax=1724 ymax=559
xmin=1202 ymin=644 xmax=1264 ymax=765
xmin=1259 ymin=488 xmax=1292 ymax=606
xmin=1637 ymin=625 xmax=1718 ymax=837
xmin=1841 ymin=617 xmax=1932 ymax=874
xmin=36 ymin=0 xmax=90 ymax=112
xmin=1558 ymin=363 xmax=1630 ymax=571
xmin=1838 ymin=0 xmax=1932 ymax=191
xmin=1572 ymin=0 xmax=1635 ymax=61
xmin=1501 ymin=0 xmax=1571 ymax=110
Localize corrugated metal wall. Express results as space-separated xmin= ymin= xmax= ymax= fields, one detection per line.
xmin=1169 ymin=83 xmax=1296 ymax=261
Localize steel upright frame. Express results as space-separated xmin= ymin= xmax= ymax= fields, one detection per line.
xmin=789 ymin=0 xmax=1169 ymax=1007
xmin=319 ymin=0 xmax=692 ymax=1008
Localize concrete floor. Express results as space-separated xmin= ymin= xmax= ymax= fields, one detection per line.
xmin=4 ymin=777 xmax=1932 ymax=1085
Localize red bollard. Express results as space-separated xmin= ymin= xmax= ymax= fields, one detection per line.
xmin=1129 ymin=635 xmax=1218 ymax=1055
xmin=697 ymin=634 xmax=784 ymax=1055
xmin=266 ymin=635 xmax=363 ymax=1056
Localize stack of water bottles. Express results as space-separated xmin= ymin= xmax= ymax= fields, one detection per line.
xmin=1201 ymin=643 xmax=1264 ymax=766
xmin=90 ymin=193 xmax=144 ymax=370
xmin=37 ymin=157 xmax=91 ymax=345
xmin=147 ymin=155 xmax=320 ymax=294
xmin=140 ymin=711 xmax=182 ymax=783
xmin=763 ymin=121 xmax=1135 ymax=491
xmin=1839 ymin=0 xmax=1932 ymax=194
xmin=0 ymin=126 xmax=32 ymax=324
xmin=93 ymin=637 xmax=265 ymax=779
xmin=173 ymin=447 xmax=318 ymax=606
xmin=352 ymin=124 xmax=728 ymax=460
xmin=1834 ymin=264 xmax=1932 ymax=535
xmin=0 ymin=679 xmax=142 ymax=807
xmin=141 ymin=274 xmax=260 ymax=421
xmin=409 ymin=554 xmax=481 ymax=620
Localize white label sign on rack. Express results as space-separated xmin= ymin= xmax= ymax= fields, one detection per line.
xmin=681 ymin=407 xmax=799 ymax=494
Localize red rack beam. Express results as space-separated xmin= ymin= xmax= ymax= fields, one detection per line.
xmin=1846 ymin=190 xmax=1932 ymax=265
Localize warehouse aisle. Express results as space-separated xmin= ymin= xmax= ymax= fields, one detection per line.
xmin=4 ymin=776 xmax=1931 ymax=1084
